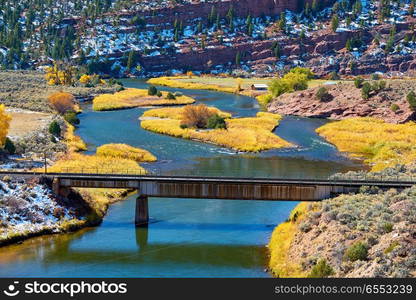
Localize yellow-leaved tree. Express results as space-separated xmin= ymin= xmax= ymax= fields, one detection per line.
xmin=45 ymin=63 xmax=76 ymax=85
xmin=0 ymin=104 xmax=11 ymax=147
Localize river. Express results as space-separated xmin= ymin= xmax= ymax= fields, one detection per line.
xmin=0 ymin=80 xmax=364 ymax=277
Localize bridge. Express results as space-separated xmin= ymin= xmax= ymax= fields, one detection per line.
xmin=1 ymin=171 xmax=415 ymax=227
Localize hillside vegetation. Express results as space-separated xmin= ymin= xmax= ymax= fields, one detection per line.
xmin=0 ymin=71 xmax=118 ymax=112
xmin=268 ymin=80 xmax=416 ymax=124
xmin=269 ymin=164 xmax=416 ymax=278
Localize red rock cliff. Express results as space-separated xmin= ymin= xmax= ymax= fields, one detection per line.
xmin=120 ymin=0 xmax=335 ymax=26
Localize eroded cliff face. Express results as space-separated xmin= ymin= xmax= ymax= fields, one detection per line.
xmin=120 ymin=0 xmax=333 ymax=25
xmin=137 ymin=20 xmax=416 ymax=76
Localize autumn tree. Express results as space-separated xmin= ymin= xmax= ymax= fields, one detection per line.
xmin=181 ymin=104 xmax=215 ymax=129
xmin=79 ymin=74 xmax=92 ymax=84
xmin=269 ymin=68 xmax=312 ymax=98
xmin=45 ymin=63 xmax=76 ymax=85
xmin=0 ymin=104 xmax=11 ymax=147
xmin=48 ymin=92 xmax=76 ymax=114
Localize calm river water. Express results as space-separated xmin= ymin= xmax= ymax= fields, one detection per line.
xmin=0 ymin=80 xmax=364 ymax=277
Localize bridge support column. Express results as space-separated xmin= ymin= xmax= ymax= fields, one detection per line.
xmin=135 ymin=195 xmax=149 ymax=227
xmin=52 ymin=177 xmax=70 ymax=199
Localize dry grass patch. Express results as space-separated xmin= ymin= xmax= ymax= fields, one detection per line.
xmin=46 ymin=152 xmax=146 ymax=175
xmin=142 ymin=105 xmax=231 ymax=120
xmin=7 ymin=110 xmax=52 ymax=138
xmin=141 ymin=107 xmax=291 ymax=152
xmin=147 ymin=76 xmax=238 ymax=94
xmin=64 ymin=122 xmax=87 ymax=152
xmin=316 ymin=117 xmax=416 ymax=171
xmin=268 ymin=202 xmax=309 ymax=278
xmin=93 ymin=88 xmax=195 ymax=111
xmin=96 ymin=144 xmax=156 ymax=162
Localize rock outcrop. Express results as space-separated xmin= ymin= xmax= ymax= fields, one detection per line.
xmin=267 ymin=81 xmax=416 ymax=124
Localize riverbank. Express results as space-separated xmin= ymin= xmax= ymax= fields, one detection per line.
xmin=268 ymin=164 xmax=416 ymax=278
xmin=92 ymin=88 xmax=195 ymax=111
xmin=0 ymin=175 xmax=97 ymax=247
xmin=147 ymin=76 xmax=271 ymax=98
xmin=140 ymin=106 xmax=292 ymax=152
xmin=1 ymin=115 xmax=156 ymax=246
xmin=316 ymin=117 xmax=416 ymax=172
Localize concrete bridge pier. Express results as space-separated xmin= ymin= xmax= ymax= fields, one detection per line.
xmin=135 ymin=194 xmax=149 ymax=227
xmin=52 ymin=177 xmax=71 ymax=199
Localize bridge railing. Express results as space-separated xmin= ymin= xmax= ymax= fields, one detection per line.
xmin=1 ymin=167 xmax=416 ymax=183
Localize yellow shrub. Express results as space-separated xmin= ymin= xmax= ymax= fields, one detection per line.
xmin=256 ymin=93 xmax=273 ymax=106
xmin=268 ymin=202 xmax=310 ymax=278
xmin=316 ymin=117 xmax=416 ymax=171
xmin=79 ymin=74 xmax=91 ymax=84
xmin=227 ymin=112 xmax=282 ymax=131
xmin=64 ymin=122 xmax=87 ymax=152
xmin=96 ymin=144 xmax=156 ymax=162
xmin=142 ymin=105 xmax=231 ymax=120
xmin=0 ymin=104 xmax=11 ymax=146
xmin=93 ymin=88 xmax=195 ymax=111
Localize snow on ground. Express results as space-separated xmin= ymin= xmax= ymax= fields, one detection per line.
xmin=0 ymin=178 xmax=81 ymax=240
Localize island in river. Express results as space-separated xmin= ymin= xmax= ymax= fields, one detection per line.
xmin=141 ymin=106 xmax=292 ymax=152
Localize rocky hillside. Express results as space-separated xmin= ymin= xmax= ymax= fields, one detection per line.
xmin=269 ymin=164 xmax=416 ymax=278
xmin=0 ymin=176 xmax=93 ymax=246
xmin=2 ymin=0 xmax=416 ymax=77
xmin=268 ymin=80 xmax=416 ymax=123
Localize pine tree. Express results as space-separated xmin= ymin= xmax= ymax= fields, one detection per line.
xmin=278 ymin=12 xmax=286 ymax=32
xmin=126 ymin=51 xmax=136 ymax=70
xmin=235 ymin=51 xmax=241 ymax=66
xmin=48 ymin=121 xmax=61 ymax=137
xmin=407 ymin=91 xmax=416 ymax=111
xmin=331 ymin=15 xmax=339 ymax=32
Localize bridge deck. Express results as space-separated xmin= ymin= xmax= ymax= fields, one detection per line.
xmin=3 ymin=171 xmax=415 ymax=226
xmin=2 ymin=171 xmax=415 ymax=201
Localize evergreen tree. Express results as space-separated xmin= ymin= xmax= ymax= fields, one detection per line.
xmin=331 ymin=15 xmax=339 ymax=32
xmin=49 ymin=121 xmax=61 ymax=137
xmin=126 ymin=51 xmax=137 ymax=70
xmin=235 ymin=51 xmax=241 ymax=66
xmin=4 ymin=137 xmax=15 ymax=154
xmin=407 ymin=91 xmax=416 ymax=111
